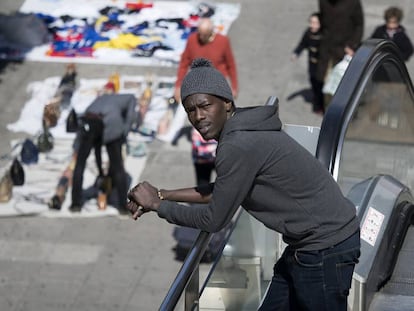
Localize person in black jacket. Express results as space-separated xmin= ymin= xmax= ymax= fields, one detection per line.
xmin=127 ymin=58 xmax=360 ymax=310
xmin=317 ymin=0 xmax=364 ymax=83
xmin=370 ymin=6 xmax=413 ymax=62
xmin=291 ymin=12 xmax=324 ymax=114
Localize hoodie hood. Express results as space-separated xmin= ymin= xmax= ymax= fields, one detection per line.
xmin=220 ymin=105 xmax=281 ymax=139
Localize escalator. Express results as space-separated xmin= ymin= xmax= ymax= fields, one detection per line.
xmin=316 ymin=39 xmax=414 ymax=310
xmin=160 ymin=39 xmax=414 ymax=311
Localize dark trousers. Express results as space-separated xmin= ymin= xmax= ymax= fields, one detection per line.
xmin=72 ymin=118 xmax=127 ymax=209
xmin=258 ymin=230 xmax=360 ymax=311
xmin=310 ymin=76 xmax=324 ymax=113
xmin=194 ymin=162 xmax=215 ymax=186
xmin=105 ymin=137 xmax=127 ymax=209
xmin=72 ymin=118 xmax=103 ymax=207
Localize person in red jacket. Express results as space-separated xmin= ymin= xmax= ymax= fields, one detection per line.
xmin=174 ymin=17 xmax=238 ymax=102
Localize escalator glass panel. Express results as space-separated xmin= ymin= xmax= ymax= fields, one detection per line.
xmin=197 ymin=210 xmax=279 ymax=311
xmin=336 ymin=60 xmax=414 ymax=197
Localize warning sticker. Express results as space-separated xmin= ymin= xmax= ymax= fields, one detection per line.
xmin=361 ymin=207 xmax=384 ymax=247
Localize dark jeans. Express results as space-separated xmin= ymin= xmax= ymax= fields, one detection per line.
xmin=310 ymin=76 xmax=324 ymax=113
xmin=105 ymin=137 xmax=127 ymax=209
xmin=194 ymin=162 xmax=215 ymax=186
xmin=259 ymin=230 xmax=360 ymax=311
xmin=72 ymin=118 xmax=103 ymax=207
xmin=72 ymin=118 xmax=127 ymax=209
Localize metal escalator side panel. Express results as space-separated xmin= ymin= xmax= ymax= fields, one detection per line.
xmin=381 ymin=223 xmax=414 ymax=295
xmin=348 ymin=175 xmax=413 ymax=311
xmin=368 ymin=292 xmax=414 ymax=311
xmin=368 ymin=205 xmax=414 ymax=311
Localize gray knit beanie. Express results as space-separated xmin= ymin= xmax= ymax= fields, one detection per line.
xmin=180 ymin=58 xmax=233 ymax=103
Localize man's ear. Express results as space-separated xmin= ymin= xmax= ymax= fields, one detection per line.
xmin=225 ymin=101 xmax=233 ymax=112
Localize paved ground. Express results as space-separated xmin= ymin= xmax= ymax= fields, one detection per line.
xmin=0 ymin=0 xmax=414 ymax=310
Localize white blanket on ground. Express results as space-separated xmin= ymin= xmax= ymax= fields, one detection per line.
xmin=0 ymin=137 xmax=147 ymax=218
xmin=7 ymin=73 xmax=181 ymax=140
xmin=3 ymin=73 xmax=183 ymax=218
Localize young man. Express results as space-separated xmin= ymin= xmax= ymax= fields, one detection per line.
xmin=127 ymin=58 xmax=360 ymax=310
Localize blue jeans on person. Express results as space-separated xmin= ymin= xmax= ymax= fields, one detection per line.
xmin=258 ymin=230 xmax=360 ymax=311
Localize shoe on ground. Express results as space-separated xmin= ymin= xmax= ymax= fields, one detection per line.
xmin=48 ymin=195 xmax=62 ymax=210
xmin=69 ymin=204 xmax=82 ymax=212
xmin=313 ymin=109 xmax=324 ymax=116
xmin=118 ymin=207 xmax=130 ymax=215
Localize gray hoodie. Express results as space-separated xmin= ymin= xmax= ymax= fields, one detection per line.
xmin=158 ymin=105 xmax=359 ymax=250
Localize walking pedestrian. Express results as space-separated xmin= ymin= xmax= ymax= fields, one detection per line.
xmin=291 ymin=12 xmax=324 ymax=114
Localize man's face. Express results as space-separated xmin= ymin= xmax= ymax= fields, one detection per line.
xmin=198 ymin=28 xmax=213 ymax=44
xmin=183 ymin=93 xmax=231 ymax=140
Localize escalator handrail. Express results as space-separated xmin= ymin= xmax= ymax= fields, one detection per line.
xmin=316 ymin=39 xmax=414 ymax=175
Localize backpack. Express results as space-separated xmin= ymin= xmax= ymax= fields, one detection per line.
xmin=172 ymin=225 xmax=232 ymax=263
xmin=20 ymin=138 xmax=39 ymax=164
xmin=191 ymin=129 xmax=217 ymax=164
xmin=42 ymin=99 xmax=61 ymax=128
xmin=66 ymin=108 xmax=78 ymax=133
xmin=37 ymin=128 xmax=54 ymax=152
xmin=172 ymin=204 xmax=232 ymax=263
xmin=0 ymin=170 xmax=13 ymax=203
xmin=10 ymin=158 xmax=24 ymax=186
